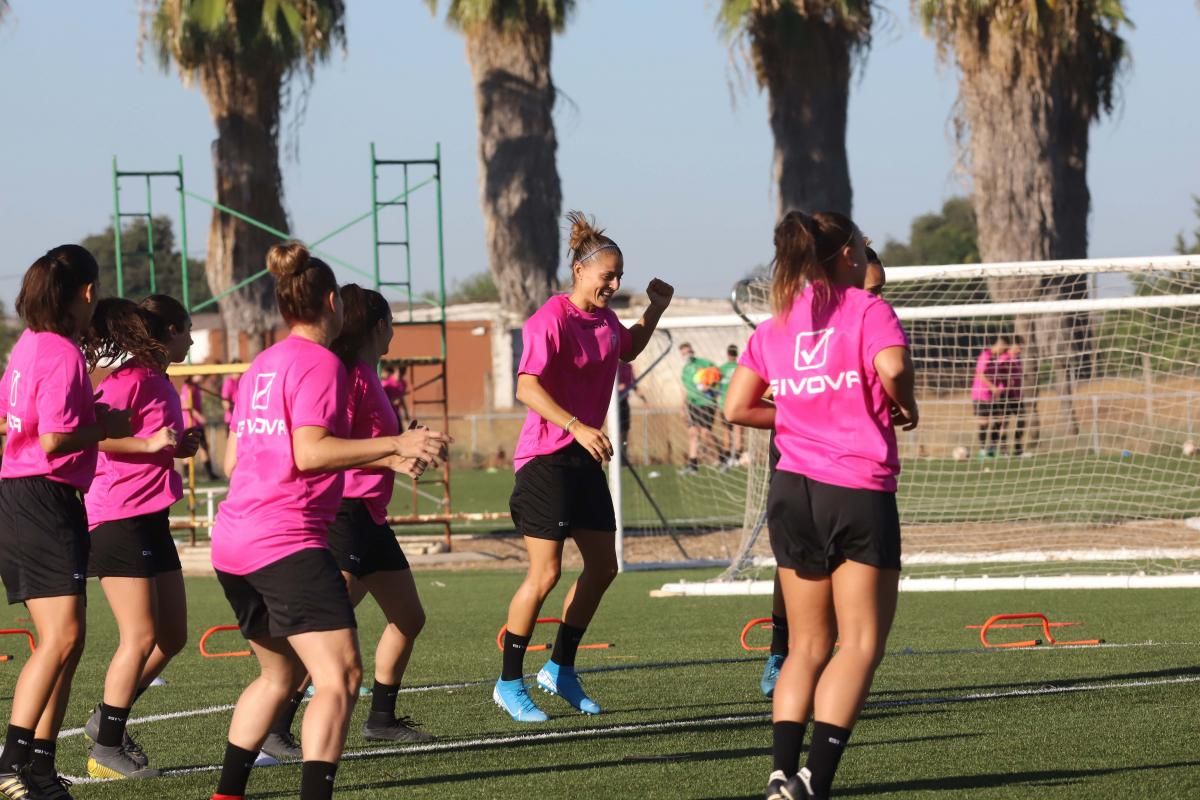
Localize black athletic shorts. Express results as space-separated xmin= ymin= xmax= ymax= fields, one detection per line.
xmin=88 ymin=509 xmax=181 ymax=579
xmin=767 ymin=470 xmax=901 ymax=575
xmin=1001 ymin=394 xmax=1026 ymax=417
xmin=327 ymin=498 xmax=410 ymax=578
xmin=768 ymin=431 xmax=781 ymax=474
xmin=973 ymin=400 xmax=1001 ymax=418
xmin=216 ymin=547 xmax=356 ymax=640
xmin=0 ymin=477 xmax=89 ymax=604
xmin=686 ymin=403 xmax=716 ymax=429
xmin=510 ymin=442 xmax=616 ymax=540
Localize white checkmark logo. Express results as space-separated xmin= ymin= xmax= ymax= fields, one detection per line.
xmin=251 ymin=372 xmax=276 ymax=411
xmin=793 ymin=328 xmax=835 ymax=372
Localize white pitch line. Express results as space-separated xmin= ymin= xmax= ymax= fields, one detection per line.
xmin=54 ymin=641 xmax=1193 ymax=740
xmin=60 ymin=672 xmax=1200 ymax=786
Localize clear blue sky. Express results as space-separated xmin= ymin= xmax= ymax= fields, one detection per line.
xmin=0 ymin=1 xmax=1197 ymax=307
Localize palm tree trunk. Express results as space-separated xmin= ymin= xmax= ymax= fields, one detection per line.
xmin=955 ymin=24 xmax=1095 ymax=444
xmin=463 ymin=19 xmax=562 ymax=320
xmin=199 ymin=55 xmax=288 ymax=359
xmin=755 ymin=23 xmax=854 ymax=218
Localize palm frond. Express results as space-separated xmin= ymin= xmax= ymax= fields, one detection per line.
xmin=427 ymin=0 xmax=574 ymax=34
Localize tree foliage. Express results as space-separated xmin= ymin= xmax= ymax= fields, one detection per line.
xmin=81 ymin=216 xmax=213 ymax=308
xmin=426 ymin=0 xmax=572 ymax=32
xmin=879 ymin=196 xmax=980 ymax=267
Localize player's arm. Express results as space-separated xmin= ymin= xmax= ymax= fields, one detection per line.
xmin=623 ymin=278 xmax=674 ymax=361
xmin=876 ymin=346 xmax=918 ymax=430
xmin=723 ymin=366 xmax=775 ymax=430
xmin=516 ymin=372 xmax=612 ymax=463
xmin=291 ymin=425 xmax=449 ymax=473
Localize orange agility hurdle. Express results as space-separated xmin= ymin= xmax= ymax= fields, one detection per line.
xmin=741 ymin=617 xmax=773 ymax=652
xmin=0 ymin=629 xmax=36 ymax=663
xmin=199 ymin=625 xmax=251 ymax=658
xmin=978 ymin=613 xmax=1103 ymax=649
xmin=495 ymin=617 xmax=613 ymax=653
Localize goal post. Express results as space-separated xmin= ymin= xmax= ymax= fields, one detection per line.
xmin=654 ymin=254 xmax=1200 ymax=593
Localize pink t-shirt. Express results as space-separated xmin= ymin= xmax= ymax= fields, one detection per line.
xmin=740 ymin=284 xmax=910 ymax=492
xmin=179 ymin=380 xmax=204 ymax=428
xmin=343 ymin=361 xmax=400 ymax=525
xmin=210 ymin=336 xmax=348 ymax=575
xmin=971 ymin=349 xmax=999 ymax=402
xmin=221 ymin=375 xmax=240 ymax=426
xmin=85 ymin=363 xmax=185 ymax=527
xmin=0 ymin=329 xmax=98 ymax=491
xmin=513 ymin=295 xmax=632 ymax=471
xmin=997 ymin=351 xmax=1023 ymax=397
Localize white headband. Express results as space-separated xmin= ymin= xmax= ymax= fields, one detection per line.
xmin=577 ymin=243 xmax=620 ymax=263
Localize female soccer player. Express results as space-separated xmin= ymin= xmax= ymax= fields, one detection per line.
xmin=494 ymin=211 xmax=673 ymax=722
xmin=209 ymin=242 xmax=449 ymax=800
xmin=758 ymin=245 xmax=889 ymax=700
xmin=80 ymin=295 xmax=202 ymax=780
xmin=221 ymin=367 xmax=240 ymax=435
xmin=972 ymin=334 xmax=1008 ymax=458
xmin=180 ymin=373 xmax=219 ymax=480
xmin=0 ymin=245 xmax=132 ymax=800
xmin=725 ymin=212 xmax=917 ymax=800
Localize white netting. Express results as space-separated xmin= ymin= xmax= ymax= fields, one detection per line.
xmin=699 ymin=256 xmax=1200 ymax=582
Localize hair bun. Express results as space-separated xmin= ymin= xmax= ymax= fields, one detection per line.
xmin=267 ymin=241 xmax=311 ymax=279
xmin=566 ymin=210 xmax=604 ymax=253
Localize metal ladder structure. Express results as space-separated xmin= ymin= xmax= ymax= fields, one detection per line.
xmin=371 ymin=143 xmax=454 ymax=547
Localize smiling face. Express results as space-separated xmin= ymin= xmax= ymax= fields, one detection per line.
xmin=573 ymin=249 xmax=623 ymax=310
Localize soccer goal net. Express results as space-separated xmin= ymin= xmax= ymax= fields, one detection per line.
xmin=652 ymin=254 xmax=1200 ymax=592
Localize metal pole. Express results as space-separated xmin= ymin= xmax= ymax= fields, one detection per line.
xmin=178 ymin=156 xmax=191 ymax=313
xmin=608 ymin=379 xmax=625 ymax=572
xmin=403 ymin=163 xmax=412 ymax=303
xmin=112 ymin=156 xmax=124 ymax=298
xmin=434 ymin=144 xmax=448 ymax=361
xmin=370 ymin=142 xmax=381 ymax=292
xmin=145 ymin=174 xmax=157 ymax=294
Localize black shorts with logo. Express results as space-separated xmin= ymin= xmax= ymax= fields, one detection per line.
xmin=767 ymin=470 xmax=901 ymax=575
xmin=88 ymin=509 xmax=182 ymax=579
xmin=327 ymin=498 xmax=410 ymax=578
xmin=510 ymin=442 xmax=616 ymax=540
xmin=216 ymin=547 xmax=356 ymax=640
xmin=0 ymin=477 xmax=89 ymax=604
xmin=973 ymin=400 xmax=1001 ymax=418
xmin=686 ymin=403 xmax=716 ymax=430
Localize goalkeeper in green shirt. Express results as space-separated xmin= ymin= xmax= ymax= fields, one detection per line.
xmin=679 ymin=342 xmax=718 ymax=475
xmin=717 ymin=344 xmax=744 ymax=469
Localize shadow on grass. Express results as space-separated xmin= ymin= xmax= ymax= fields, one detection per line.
xmin=300 ymin=734 xmax=984 ymax=796
xmin=697 ymin=759 xmax=1200 ymax=799
xmin=869 ymin=664 xmax=1200 ymax=699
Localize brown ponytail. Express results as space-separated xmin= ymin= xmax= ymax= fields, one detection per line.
xmin=566 ymin=210 xmax=620 ymax=277
xmin=267 ymin=241 xmax=338 ymax=326
xmin=769 ymin=210 xmax=860 ymax=319
xmin=84 ymin=298 xmax=165 ymax=371
xmin=331 ymin=284 xmax=392 ymax=366
xmin=16 ymin=244 xmax=100 ymax=336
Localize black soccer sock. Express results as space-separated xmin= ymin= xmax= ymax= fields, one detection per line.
xmin=96 ymin=703 xmax=131 ymax=748
xmin=370 ymin=680 xmax=399 ymax=717
xmin=687 ymin=457 xmax=698 ymax=469
xmin=269 ymin=691 xmax=305 ymax=736
xmin=805 ymin=721 xmax=852 ymax=797
xmin=988 ymin=420 xmax=1002 ymax=447
xmin=769 ymin=614 xmax=789 ymax=658
xmin=550 ymin=623 xmax=587 ymax=668
xmin=1014 ymin=415 xmax=1026 ymax=452
xmin=0 ymin=725 xmax=35 ymax=773
xmin=501 ymin=631 xmax=531 ymax=681
xmin=29 ymin=739 xmax=55 ymax=777
xmin=772 ymin=721 xmax=806 ymax=776
xmin=215 ymin=742 xmax=257 ymax=797
xmin=977 ymin=425 xmax=987 ymax=447
xmin=299 ymin=760 xmax=338 ymax=800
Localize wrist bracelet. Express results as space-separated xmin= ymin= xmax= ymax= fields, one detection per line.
xmin=564 ymin=416 xmax=578 ymax=433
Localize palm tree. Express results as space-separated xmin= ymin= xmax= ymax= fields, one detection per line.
xmin=426 ymin=0 xmax=570 ymax=319
xmin=718 ymin=0 xmax=874 ymax=219
xmin=145 ymin=0 xmax=346 ymax=355
xmin=916 ymin=0 xmax=1130 ymax=440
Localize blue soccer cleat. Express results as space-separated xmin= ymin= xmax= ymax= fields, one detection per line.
xmin=536 ymin=660 xmax=601 ymax=715
xmin=761 ymin=653 xmax=785 ymax=698
xmin=493 ymin=678 xmax=549 ymax=722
